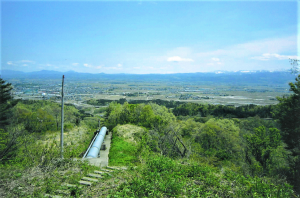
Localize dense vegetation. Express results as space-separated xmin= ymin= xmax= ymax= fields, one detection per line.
xmin=104 ymin=75 xmax=300 ymax=196
xmin=88 ymin=98 xmax=274 ymax=118
xmin=87 ymin=98 xmax=186 ymax=108
xmin=0 ymin=72 xmax=299 ymax=197
xmin=173 ymin=103 xmax=274 ymax=118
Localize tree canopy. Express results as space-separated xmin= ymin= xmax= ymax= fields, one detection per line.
xmin=0 ymin=77 xmax=18 ymax=129
xmin=275 ymin=74 xmax=300 ymax=191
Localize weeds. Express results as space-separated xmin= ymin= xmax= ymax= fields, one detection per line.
xmin=110 ymin=154 xmax=295 ymax=197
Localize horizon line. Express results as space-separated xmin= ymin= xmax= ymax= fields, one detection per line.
xmin=0 ymin=69 xmax=292 ymax=75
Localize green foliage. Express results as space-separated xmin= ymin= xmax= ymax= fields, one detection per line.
xmin=88 ymin=98 xmax=185 ymax=108
xmin=0 ymin=158 xmax=101 ymax=197
xmin=109 ymin=132 xmax=138 ymax=166
xmin=111 ymin=155 xmax=185 ymax=197
xmin=0 ymin=77 xmax=18 ymax=129
xmin=94 ymin=107 xmax=107 ymax=114
xmin=1 ymin=74 xmax=299 ymax=196
xmin=12 ymin=100 xmax=80 ymax=133
xmin=110 ymin=154 xmax=295 ymax=197
xmin=0 ymin=78 xmax=20 ymax=161
xmin=275 ymin=74 xmax=300 ymax=154
xmin=105 ymin=102 xmax=176 ymax=130
xmin=179 ymin=118 xmax=202 ymax=137
xmin=274 ymin=73 xmax=300 ymax=192
xmin=245 ymin=126 xmax=282 ymax=174
xmin=0 ymin=129 xmax=8 ymax=154
xmin=173 ymin=102 xmax=274 ymax=118
xmin=194 ymin=118 xmax=242 ymax=161
xmin=0 ymin=98 xmax=96 ymax=165
xmin=239 ymin=116 xmax=278 ymax=135
xmin=82 ymin=116 xmax=99 ymax=129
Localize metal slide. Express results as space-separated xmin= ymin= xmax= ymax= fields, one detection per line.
xmin=84 ymin=126 xmax=107 ymax=158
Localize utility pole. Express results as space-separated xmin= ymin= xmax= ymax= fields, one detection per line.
xmin=61 ymin=75 xmax=65 ymax=158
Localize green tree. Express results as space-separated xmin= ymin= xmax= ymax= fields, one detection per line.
xmin=275 ymin=73 xmax=300 ymax=192
xmin=195 ymin=118 xmax=242 ymax=161
xmin=245 ymin=126 xmax=281 ymax=175
xmin=0 ymin=77 xmax=18 ymax=129
xmin=0 ymin=77 xmax=19 ymax=161
xmin=275 ymin=74 xmax=300 ymax=155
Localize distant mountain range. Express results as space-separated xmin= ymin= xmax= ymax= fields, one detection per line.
xmin=0 ymin=69 xmax=297 ymax=86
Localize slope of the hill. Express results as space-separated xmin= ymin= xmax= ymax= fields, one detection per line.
xmin=103 ymin=101 xmax=298 ymax=197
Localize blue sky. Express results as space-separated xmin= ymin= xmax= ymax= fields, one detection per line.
xmin=1 ymin=1 xmax=299 ymax=74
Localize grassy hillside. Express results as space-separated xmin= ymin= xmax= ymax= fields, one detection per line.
xmin=0 ymin=100 xmax=103 ymax=197
xmin=104 ymin=101 xmax=299 ymax=197
xmin=107 ymin=123 xmax=295 ymax=197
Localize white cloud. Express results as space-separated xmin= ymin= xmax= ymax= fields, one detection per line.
xmin=21 ymin=60 xmax=35 ymax=63
xmin=7 ymin=60 xmax=35 ymax=66
xmin=251 ymin=53 xmax=299 ymax=61
xmin=117 ymin=64 xmax=122 ymax=67
xmin=81 ymin=63 xmax=104 ymax=71
xmin=167 ymin=56 xmax=194 ymax=62
xmin=83 ymin=63 xmax=92 ymax=68
xmin=211 ymin=57 xmax=220 ymax=62
xmin=197 ymin=35 xmax=297 ymax=59
xmin=207 ymin=58 xmax=222 ymax=66
xmin=72 ymin=63 xmax=79 ymax=66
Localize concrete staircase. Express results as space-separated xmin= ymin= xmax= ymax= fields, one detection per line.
xmin=45 ymin=166 xmax=127 ymax=197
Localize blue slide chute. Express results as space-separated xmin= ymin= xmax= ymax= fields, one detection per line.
xmin=85 ymin=126 xmax=107 ymax=158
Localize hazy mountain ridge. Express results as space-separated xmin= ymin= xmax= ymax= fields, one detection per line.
xmin=1 ymin=69 xmax=296 ymax=85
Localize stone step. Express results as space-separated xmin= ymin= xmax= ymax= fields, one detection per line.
xmin=55 ymin=190 xmax=70 ymax=196
xmin=44 ymin=194 xmax=63 ymax=198
xmin=94 ymin=170 xmax=105 ymax=175
xmin=79 ymin=180 xmax=92 ymax=186
xmin=94 ymin=170 xmax=112 ymax=177
xmin=82 ymin=177 xmax=98 ymax=182
xmin=87 ymin=173 xmax=103 ymax=178
xmin=62 ymin=183 xmax=77 ymax=188
xmin=106 ymin=166 xmax=122 ymax=170
xmin=101 ymin=169 xmax=114 ymax=173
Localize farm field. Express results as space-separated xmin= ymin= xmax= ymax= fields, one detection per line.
xmin=9 ymin=78 xmax=291 ymax=107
